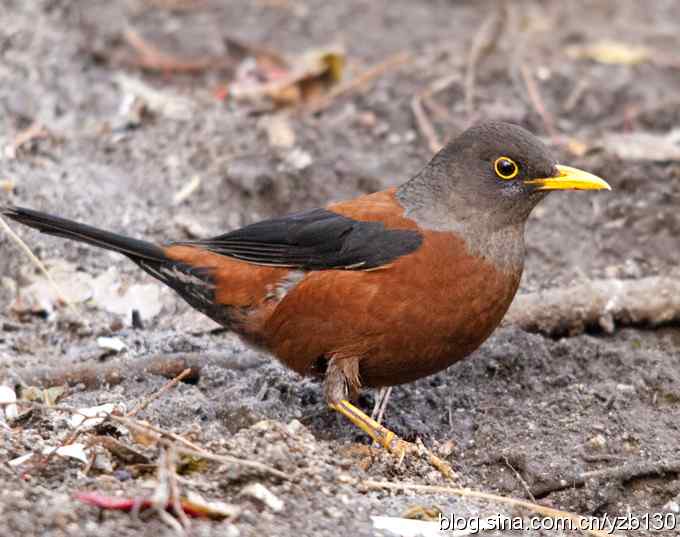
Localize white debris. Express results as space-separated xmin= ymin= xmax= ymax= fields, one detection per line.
xmin=115 ymin=73 xmax=194 ymax=121
xmin=96 ymin=336 xmax=127 ymax=353
xmin=8 ymin=453 xmax=34 ymax=467
xmin=68 ymin=403 xmax=116 ymax=430
xmin=0 ymin=385 xmax=18 ymax=421
xmin=92 ymin=268 xmax=162 ymax=325
xmin=240 ymin=483 xmax=284 ymax=513
xmin=51 ymin=443 xmax=89 ymax=464
xmin=9 ymin=443 xmax=89 ymax=466
xmin=372 ymin=515 xmax=509 ymax=537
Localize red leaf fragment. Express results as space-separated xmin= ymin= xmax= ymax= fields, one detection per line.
xmin=75 ymin=491 xmax=237 ymax=519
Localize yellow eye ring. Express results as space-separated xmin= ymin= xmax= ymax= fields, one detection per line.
xmin=494 ymin=157 xmax=519 ymax=180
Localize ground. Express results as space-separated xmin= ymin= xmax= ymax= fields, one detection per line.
xmin=1 ymin=1 xmax=680 ymax=536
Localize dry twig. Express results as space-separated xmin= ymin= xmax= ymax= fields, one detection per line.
xmin=519 ymin=64 xmax=559 ymax=141
xmin=9 ymin=122 xmax=50 ymax=157
xmin=3 ymin=399 xmax=289 ymax=481
xmin=123 ymin=28 xmax=232 ymax=73
xmin=0 ymin=215 xmax=74 ymax=309
xmin=22 ymin=427 xmax=86 ymax=476
xmin=13 ymin=352 xmax=261 ymax=391
xmin=505 ymin=276 xmax=680 ymax=336
xmin=172 ymin=175 xmax=202 ymax=206
xmin=153 ymin=446 xmax=191 ymax=532
xmin=411 ymin=95 xmax=442 ymax=153
xmin=503 ymin=455 xmax=536 ymax=503
xmin=464 ymin=8 xmax=504 ymax=117
xmin=531 ymin=458 xmax=680 ymax=498
xmin=562 ymin=80 xmax=590 ymax=112
xmin=127 ymin=368 xmax=192 ymax=417
xmin=110 ymin=414 xmax=290 ymax=481
xmin=370 ymin=386 xmax=392 ymax=425
xmin=411 ymin=74 xmax=459 ymax=154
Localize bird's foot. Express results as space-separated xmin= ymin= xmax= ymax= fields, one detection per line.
xmin=389 ymin=437 xmax=456 ymax=480
xmin=330 ymin=399 xmax=456 ymax=480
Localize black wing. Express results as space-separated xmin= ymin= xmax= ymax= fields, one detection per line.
xmin=171 ymin=208 xmax=423 ymax=270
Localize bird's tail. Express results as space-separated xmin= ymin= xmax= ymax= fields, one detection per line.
xmin=2 ymin=205 xmax=168 ymax=264
xmin=2 ymin=205 xmax=229 ymax=326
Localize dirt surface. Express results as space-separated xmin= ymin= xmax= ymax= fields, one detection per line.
xmin=2 ymin=1 xmax=680 ymax=536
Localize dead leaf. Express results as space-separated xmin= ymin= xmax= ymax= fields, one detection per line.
xmin=127 ymin=419 xmax=160 ymax=447
xmin=183 ymin=491 xmax=240 ymax=519
xmin=92 ymin=267 xmax=163 ymax=325
xmin=68 ymin=403 xmax=116 ymax=430
xmin=21 ymin=385 xmax=66 ymax=406
xmin=75 ymin=491 xmax=239 ymax=519
xmin=401 ymin=505 xmax=444 ymax=521
xmin=229 ymin=46 xmax=345 ymax=106
xmin=12 ymin=259 xmax=94 ymax=316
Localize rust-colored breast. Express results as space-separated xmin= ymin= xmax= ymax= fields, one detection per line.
xmin=263 ymin=189 xmax=522 ymax=387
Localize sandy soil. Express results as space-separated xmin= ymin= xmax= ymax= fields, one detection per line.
xmin=1 ymin=1 xmax=680 ymax=536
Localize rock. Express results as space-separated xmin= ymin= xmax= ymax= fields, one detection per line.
xmin=240 ymin=483 xmax=284 ymax=513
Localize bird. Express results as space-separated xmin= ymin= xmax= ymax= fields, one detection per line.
xmin=2 ymin=121 xmax=610 ymax=477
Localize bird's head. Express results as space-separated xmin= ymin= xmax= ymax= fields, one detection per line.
xmin=404 ymin=121 xmax=611 ymax=229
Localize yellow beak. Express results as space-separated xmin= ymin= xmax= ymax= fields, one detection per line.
xmin=524 ymin=164 xmax=611 ymax=191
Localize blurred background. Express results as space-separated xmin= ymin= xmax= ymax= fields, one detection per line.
xmin=2 ymin=0 xmax=679 ymax=289
xmin=1 ymin=1 xmax=680 ymax=536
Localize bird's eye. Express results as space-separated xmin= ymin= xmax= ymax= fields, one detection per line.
xmin=494 ymin=157 xmax=519 ymax=180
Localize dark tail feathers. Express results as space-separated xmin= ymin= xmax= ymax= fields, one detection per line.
xmin=2 ymin=205 xmax=167 ymax=263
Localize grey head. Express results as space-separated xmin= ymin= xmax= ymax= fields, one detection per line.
xmin=397 ymin=121 xmax=610 ymax=267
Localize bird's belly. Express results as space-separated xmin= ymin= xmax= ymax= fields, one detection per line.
xmin=355 ymin=273 xmax=519 ymax=387
xmin=263 ymin=231 xmax=522 ymax=387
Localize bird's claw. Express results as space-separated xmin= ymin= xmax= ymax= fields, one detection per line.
xmin=388 ymin=437 xmax=456 ymax=481
xmin=331 ymin=400 xmax=456 ymax=480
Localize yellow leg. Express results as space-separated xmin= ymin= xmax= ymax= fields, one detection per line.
xmin=329 ymin=399 xmax=456 ymax=480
